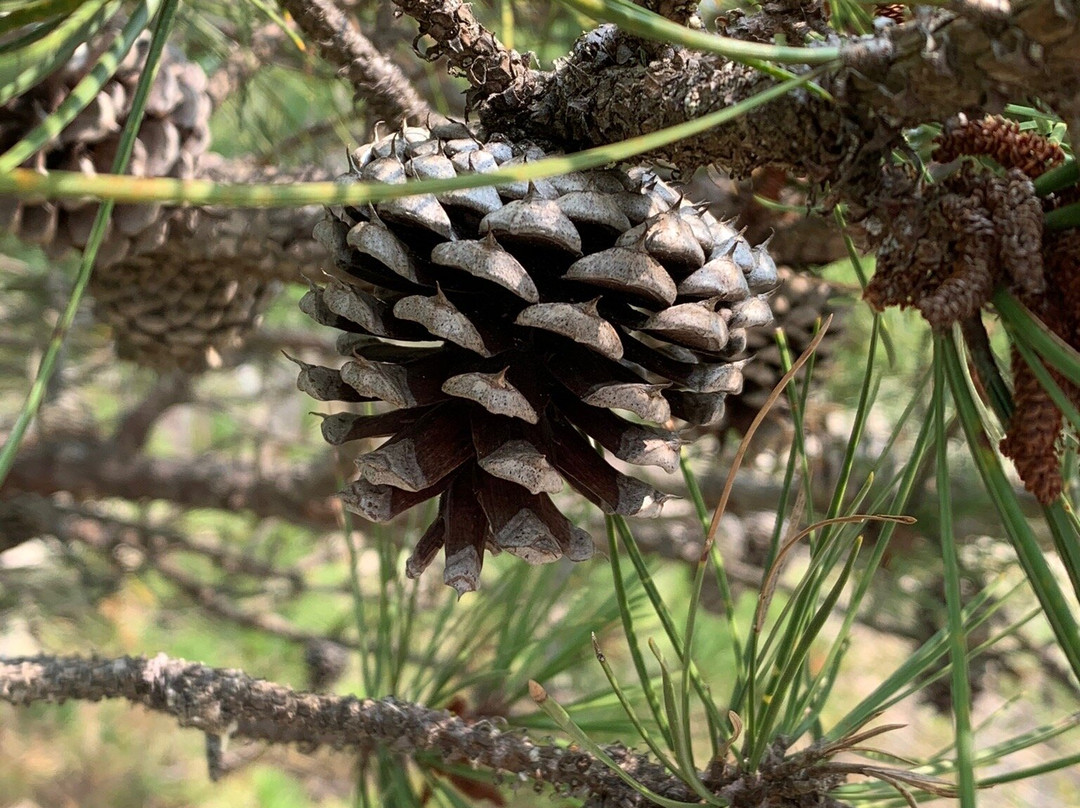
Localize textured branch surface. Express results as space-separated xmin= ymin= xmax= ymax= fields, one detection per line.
xmin=392 ymin=0 xmax=534 ymax=107
xmin=636 ymin=0 xmax=703 ymax=27
xmin=439 ymin=0 xmax=1080 ymax=200
xmin=280 ymin=0 xmax=435 ymax=126
xmin=2 ymin=428 xmax=340 ymax=529
xmin=0 ymin=654 xmax=697 ymax=806
xmin=0 ymin=655 xmax=872 ymax=806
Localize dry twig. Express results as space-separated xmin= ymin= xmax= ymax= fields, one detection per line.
xmin=280 ymin=0 xmax=436 ymax=127
xmin=3 ymin=654 xmax=953 ymax=807
xmin=0 ymin=654 xmax=699 ymax=806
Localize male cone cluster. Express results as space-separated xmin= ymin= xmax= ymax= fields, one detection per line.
xmin=866 ymin=114 xmax=1076 ymax=504
xmin=297 ymin=123 xmax=781 ymax=592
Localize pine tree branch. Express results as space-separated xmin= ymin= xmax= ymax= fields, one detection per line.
xmin=457 ymin=0 xmax=1080 ymax=203
xmin=0 ymin=653 xmax=864 ymax=806
xmin=0 ymin=654 xmax=691 ymax=805
xmin=279 ymin=0 xmax=437 ymax=127
xmin=634 ymin=0 xmax=703 ymax=26
xmin=2 ymin=431 xmax=341 ymax=531
xmin=392 ymin=0 xmax=534 ymax=109
xmin=51 ymin=503 xmax=345 ymax=647
xmin=107 ymin=372 xmax=192 ymax=459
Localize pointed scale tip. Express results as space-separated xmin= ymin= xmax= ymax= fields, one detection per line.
xmin=448 ymin=576 xmax=476 ymax=598
xmin=582 ymin=296 xmax=603 ymax=316
xmin=281 ymin=351 xmax=311 ymax=370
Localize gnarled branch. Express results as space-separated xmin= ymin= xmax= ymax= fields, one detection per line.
xmin=0 ymin=654 xmax=692 ymax=805
xmin=392 ymin=0 xmax=533 ymax=109
xmin=395 ymin=0 xmax=1080 ymax=211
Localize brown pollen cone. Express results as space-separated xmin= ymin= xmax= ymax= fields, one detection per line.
xmin=1000 ymin=228 xmax=1080 ymax=504
xmin=866 ymin=117 xmax=1079 ymax=504
xmin=1000 ymin=348 xmax=1064 ymax=504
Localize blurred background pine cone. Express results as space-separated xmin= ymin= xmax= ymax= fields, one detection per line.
xmin=0 ymin=31 xmax=212 ymax=262
xmin=722 ymin=267 xmax=844 ymax=436
xmin=1 ymin=26 xmax=327 ymax=372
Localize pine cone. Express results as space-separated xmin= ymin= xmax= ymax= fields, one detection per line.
xmin=1 ymin=29 xmax=328 ymax=371
xmin=297 ymin=124 xmax=779 ymax=593
xmin=304 ymin=639 xmax=350 ymax=692
xmin=0 ymin=32 xmax=211 ymax=260
xmin=721 ymin=268 xmax=843 ymax=436
xmin=91 ymin=157 xmax=328 ymax=371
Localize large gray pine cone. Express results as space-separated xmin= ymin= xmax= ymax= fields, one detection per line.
xmin=297 ymin=123 xmax=780 ymax=592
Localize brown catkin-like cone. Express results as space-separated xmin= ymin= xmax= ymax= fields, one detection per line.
xmin=869 ymin=124 xmax=1074 ymax=503
xmin=295 ymin=123 xmax=780 ymax=592
xmin=865 ymin=167 xmax=1044 ymax=330
xmin=996 ymin=220 xmax=1080 ymax=504
xmin=914 ymin=238 xmax=995 ymax=330
xmin=934 ymin=115 xmax=1065 ymax=179
xmin=1031 ymin=229 xmax=1080 ymax=439
xmin=1000 ymin=348 xmax=1064 ymax=504
xmin=1043 ymin=228 xmax=1080 ymax=354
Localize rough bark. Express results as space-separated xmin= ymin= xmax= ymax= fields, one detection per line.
xmin=395 ymin=0 xmax=1080 ymax=212
xmin=0 ymin=654 xmax=697 ymax=805
xmin=0 ymin=654 xmax=873 ymax=807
